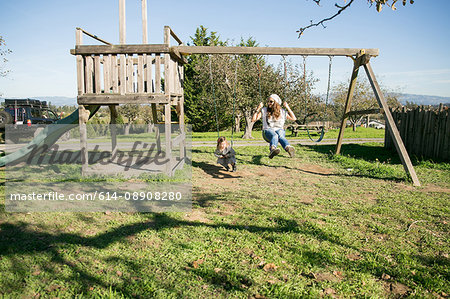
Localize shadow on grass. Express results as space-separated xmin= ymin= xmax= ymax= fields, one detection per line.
xmin=308 ymin=143 xmax=402 ymax=165
xmin=192 ymin=161 xmax=242 ymax=180
xmin=0 ymin=210 xmax=447 ymax=295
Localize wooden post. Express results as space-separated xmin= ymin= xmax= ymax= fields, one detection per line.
xmin=363 ymin=61 xmax=421 ymax=186
xmin=164 ymin=103 xmax=172 ymax=176
xmin=152 ymin=103 xmax=161 ymax=153
xmin=79 ymin=105 xmax=89 ymax=174
xmin=119 ymin=0 xmax=126 ymax=95
xmin=75 ymin=28 xmax=85 ymax=96
xmin=164 ymin=27 xmax=172 ymax=172
xmin=109 ymin=105 xmax=118 ymax=158
xmin=335 ymin=54 xmax=363 ymax=155
xmin=119 ymin=0 xmax=126 ymax=44
xmin=141 ymin=0 xmax=148 ymax=44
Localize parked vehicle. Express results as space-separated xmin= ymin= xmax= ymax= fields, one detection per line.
xmin=0 ymin=99 xmax=60 ymax=128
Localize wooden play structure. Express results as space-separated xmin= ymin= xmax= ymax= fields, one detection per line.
xmin=71 ymin=0 xmax=420 ymax=186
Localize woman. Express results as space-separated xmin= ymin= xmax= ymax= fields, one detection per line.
xmin=252 ymin=94 xmax=297 ymax=159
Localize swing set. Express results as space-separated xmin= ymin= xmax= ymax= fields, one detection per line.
xmin=71 ymin=0 xmax=420 ymax=186
xmin=184 ymin=46 xmax=420 ymax=186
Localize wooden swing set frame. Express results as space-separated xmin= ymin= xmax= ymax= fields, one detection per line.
xmin=71 ymin=0 xmax=420 ymax=186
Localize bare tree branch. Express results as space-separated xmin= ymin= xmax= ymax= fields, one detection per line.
xmin=297 ymin=0 xmax=355 ymax=38
xmin=298 ymin=0 xmax=414 ymax=38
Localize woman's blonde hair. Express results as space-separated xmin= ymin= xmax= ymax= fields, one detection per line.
xmin=267 ymin=100 xmax=281 ymax=120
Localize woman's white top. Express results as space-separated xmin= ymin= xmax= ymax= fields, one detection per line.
xmin=261 ymin=107 xmax=287 ymax=130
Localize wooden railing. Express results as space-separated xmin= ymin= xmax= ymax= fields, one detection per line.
xmin=72 ymin=27 xmax=185 ymax=104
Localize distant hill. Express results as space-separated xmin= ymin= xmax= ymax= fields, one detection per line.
xmin=397 ymin=93 xmax=450 ymax=106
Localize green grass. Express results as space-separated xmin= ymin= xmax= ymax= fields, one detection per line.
xmin=193 ymin=127 xmax=385 ymax=141
xmin=0 ymin=142 xmax=449 ymax=298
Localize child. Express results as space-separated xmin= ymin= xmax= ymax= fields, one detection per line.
xmin=214 ymin=136 xmax=236 ymax=172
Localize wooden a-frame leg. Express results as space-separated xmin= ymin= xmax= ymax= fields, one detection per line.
xmin=335 ymin=57 xmax=361 ymax=155
xmin=363 ymin=62 xmax=421 ymax=186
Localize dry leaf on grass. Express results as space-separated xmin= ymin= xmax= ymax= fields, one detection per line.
xmin=192 ymin=259 xmax=204 ymax=269
xmin=263 ymin=263 xmax=278 ymax=272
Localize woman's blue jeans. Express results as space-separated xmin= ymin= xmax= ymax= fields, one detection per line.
xmin=262 ymin=129 xmax=290 ymax=149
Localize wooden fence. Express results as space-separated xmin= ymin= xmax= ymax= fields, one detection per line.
xmin=385 ymin=104 xmax=449 ymax=160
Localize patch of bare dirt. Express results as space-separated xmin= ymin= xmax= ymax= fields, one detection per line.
xmin=383 ymin=281 xmax=411 ymax=297
xmin=184 ymin=209 xmax=211 ymax=224
xmin=397 ymin=183 xmax=450 ymax=194
xmin=299 ymin=163 xmax=334 ymax=176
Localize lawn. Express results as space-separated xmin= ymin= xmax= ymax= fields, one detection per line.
xmin=193 ymin=127 xmax=385 ymax=141
xmin=0 ymin=142 xmax=449 ymax=298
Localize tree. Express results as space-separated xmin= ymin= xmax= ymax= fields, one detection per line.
xmin=0 ymin=36 xmax=12 ymax=96
xmin=0 ymin=36 xmax=11 ymax=78
xmin=298 ymin=0 xmax=415 ymax=37
xmin=119 ymin=104 xmax=140 ymax=134
xmin=184 ymin=26 xmax=229 ymax=132
xmin=332 ymin=78 xmax=400 ymax=131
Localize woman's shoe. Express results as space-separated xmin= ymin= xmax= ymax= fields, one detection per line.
xmin=269 ymin=146 xmax=281 ymax=159
xmin=285 ymin=145 xmax=295 ymax=158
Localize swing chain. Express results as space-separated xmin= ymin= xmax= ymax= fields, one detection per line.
xmin=208 ymin=54 xmax=220 ymax=139
xmin=302 ymin=55 xmax=308 ymax=121
xmin=231 ymin=55 xmax=239 ymax=147
xmin=324 ymin=55 xmax=333 ymax=122
xmin=281 ymin=55 xmax=288 ymax=99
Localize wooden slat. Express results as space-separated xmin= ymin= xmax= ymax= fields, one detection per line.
xmin=103 ymin=54 xmax=111 ymax=93
xmin=76 ymin=27 xmax=112 ymax=45
xmin=71 ymin=44 xmax=169 ymax=55
xmin=119 ymin=54 xmax=126 ymax=95
xmin=137 ymin=55 xmax=144 ymax=93
xmin=112 ymin=55 xmax=119 ymax=93
xmin=155 ymin=55 xmax=161 ymax=93
xmin=164 ymin=53 xmax=170 ymax=94
xmin=146 ymin=54 xmax=153 ymax=92
xmin=85 ymin=56 xmax=94 ymax=94
xmin=174 ymin=46 xmax=379 ymax=57
xmin=443 ymin=111 xmax=450 ymax=159
xmin=345 ymin=108 xmax=382 ymax=117
xmin=77 ymin=94 xmax=169 ymax=104
xmin=165 ymin=26 xmax=184 ymax=45
xmin=126 ymin=56 xmax=133 ymax=93
xmin=94 ymin=55 xmax=101 ymax=93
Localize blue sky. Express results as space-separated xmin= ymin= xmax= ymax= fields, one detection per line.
xmin=1 ymin=0 xmax=449 ymax=98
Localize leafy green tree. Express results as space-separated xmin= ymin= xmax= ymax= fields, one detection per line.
xmin=184 ymin=26 xmax=228 ymax=132
xmin=332 ymin=78 xmax=401 ymax=130
xmin=119 ymin=104 xmax=140 ymax=134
